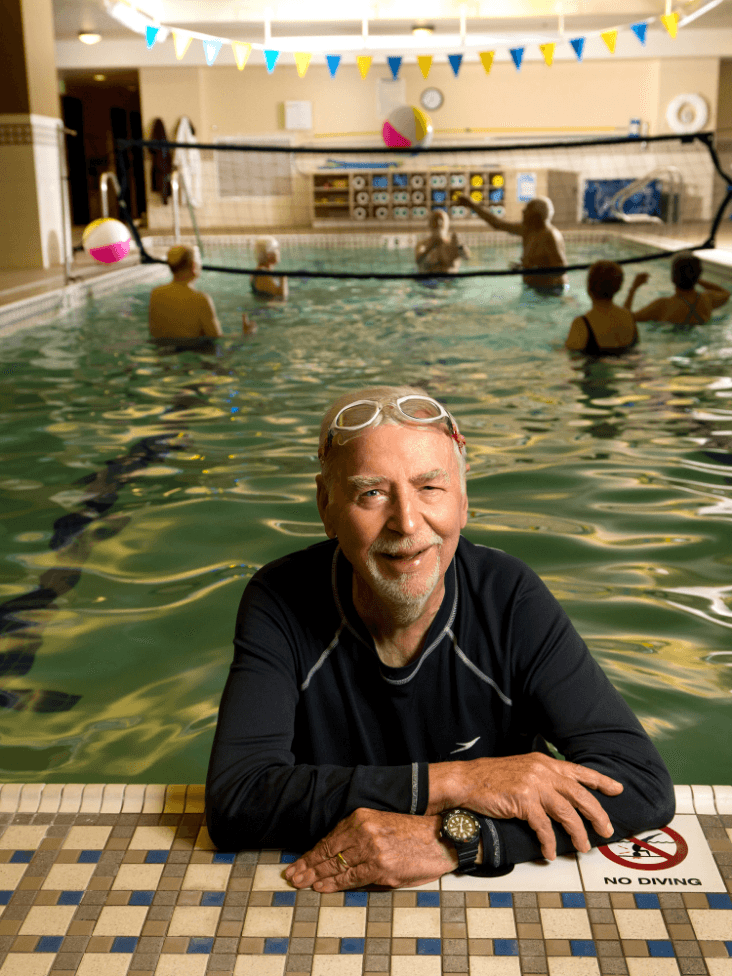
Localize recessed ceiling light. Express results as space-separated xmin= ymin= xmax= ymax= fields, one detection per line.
xmin=412 ymin=24 xmax=435 ymax=39
xmin=94 ymin=74 xmax=106 ymax=81
xmin=79 ymin=32 xmax=102 ymax=44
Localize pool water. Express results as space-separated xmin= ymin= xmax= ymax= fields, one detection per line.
xmin=1 ymin=242 xmax=731 ymax=785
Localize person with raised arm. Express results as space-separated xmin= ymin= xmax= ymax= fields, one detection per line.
xmin=625 ymin=252 xmax=730 ymax=324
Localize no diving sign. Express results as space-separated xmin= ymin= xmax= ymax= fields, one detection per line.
xmin=578 ymin=815 xmax=725 ymax=892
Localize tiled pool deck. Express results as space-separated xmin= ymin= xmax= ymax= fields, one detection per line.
xmin=0 ymin=783 xmax=729 ymax=976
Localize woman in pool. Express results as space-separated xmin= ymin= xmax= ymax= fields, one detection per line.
xmin=414 ymin=209 xmax=470 ymax=274
xmin=624 ymin=252 xmax=730 ymax=325
xmin=251 ymin=237 xmax=288 ymax=299
xmin=565 ymin=260 xmax=638 ymax=355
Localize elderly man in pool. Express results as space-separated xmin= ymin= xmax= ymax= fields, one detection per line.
xmin=206 ymin=386 xmax=674 ymax=888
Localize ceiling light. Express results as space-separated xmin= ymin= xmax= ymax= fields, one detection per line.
xmin=412 ymin=24 xmax=435 ymax=39
xmin=94 ymin=74 xmax=106 ymax=81
xmin=79 ymin=32 xmax=102 ymax=44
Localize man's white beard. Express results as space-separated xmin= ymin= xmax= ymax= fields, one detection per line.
xmin=364 ymin=532 xmax=443 ymax=625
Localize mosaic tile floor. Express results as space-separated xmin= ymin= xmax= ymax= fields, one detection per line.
xmin=0 ymin=783 xmax=729 ymax=976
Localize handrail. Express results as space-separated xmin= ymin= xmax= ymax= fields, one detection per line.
xmin=100 ymin=171 xmax=121 ymax=219
xmin=608 ymin=166 xmax=683 ymax=224
xmin=170 ymin=169 xmax=181 ymax=243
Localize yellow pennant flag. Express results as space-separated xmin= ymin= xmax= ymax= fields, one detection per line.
xmin=479 ymin=51 xmax=495 ymax=74
xmin=172 ymin=31 xmax=193 ymax=60
xmin=661 ymin=11 xmax=679 ymax=37
xmin=232 ymin=42 xmax=252 ymax=70
xmin=600 ymin=30 xmax=617 ymax=53
xmin=417 ymin=55 xmax=432 ymax=79
xmin=357 ymin=55 xmax=372 ymax=79
xmin=294 ymin=52 xmax=312 ymax=78
xmin=539 ymin=43 xmax=555 ymax=66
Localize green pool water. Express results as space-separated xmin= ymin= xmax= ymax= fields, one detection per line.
xmin=1 ymin=242 xmax=731 ymax=785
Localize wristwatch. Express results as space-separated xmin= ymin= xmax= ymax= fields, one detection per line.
xmin=440 ymin=808 xmax=481 ymax=871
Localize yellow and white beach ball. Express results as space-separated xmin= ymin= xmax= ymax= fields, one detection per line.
xmin=382 ymin=105 xmax=433 ymax=149
xmin=82 ymin=218 xmax=132 ymax=264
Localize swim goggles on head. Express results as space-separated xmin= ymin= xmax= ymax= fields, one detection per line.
xmin=319 ymin=394 xmax=466 ymax=461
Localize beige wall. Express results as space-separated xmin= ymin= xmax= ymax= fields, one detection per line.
xmin=1 ymin=0 xmax=59 ymax=118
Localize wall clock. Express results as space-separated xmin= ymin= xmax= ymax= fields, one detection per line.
xmin=420 ymin=87 xmax=444 ymax=111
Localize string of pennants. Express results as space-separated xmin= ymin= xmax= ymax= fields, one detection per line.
xmin=144 ymin=12 xmax=682 ymax=76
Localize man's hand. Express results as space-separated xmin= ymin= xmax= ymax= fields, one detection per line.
xmin=429 ymin=753 xmax=623 ymax=861
xmin=283 ymin=808 xmax=457 ymax=892
xmin=631 ymin=272 xmax=650 ymax=288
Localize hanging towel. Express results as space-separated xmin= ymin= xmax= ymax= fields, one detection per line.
xmin=149 ymin=117 xmax=172 ymax=205
xmin=173 ymin=116 xmax=203 ymax=208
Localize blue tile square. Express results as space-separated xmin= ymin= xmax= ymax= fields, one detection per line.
xmin=417 ymin=939 xmax=442 ymax=955
xmin=145 ymin=850 xmax=168 ymax=863
xmin=57 ymin=891 xmax=83 ymax=905
xmin=129 ymin=891 xmax=155 ymax=906
xmin=634 ymin=893 xmax=660 ymax=909
xmin=724 ymin=942 xmax=732 ymax=957
xmin=280 ymin=852 xmax=300 ymax=863
xmin=212 ymin=851 xmax=236 ymax=864
xmin=489 ymin=892 xmax=513 ymax=908
xmin=417 ymin=892 xmax=440 ymax=907
xmin=273 ymin=892 xmax=296 ymax=907
xmin=111 ymin=936 xmax=138 ymax=953
xmin=0 ymin=891 xmax=13 ymax=905
xmin=35 ymin=936 xmax=63 ymax=952
xmin=188 ymin=937 xmax=214 ymax=954
xmin=570 ymin=941 xmax=597 ymax=957
xmin=707 ymin=893 xmax=732 ymax=909
xmin=494 ymin=939 xmax=519 ymax=956
xmin=264 ymin=938 xmax=289 ymax=954
xmin=77 ymin=850 xmax=101 ymax=863
xmin=562 ymin=893 xmax=586 ymax=908
xmin=344 ymin=892 xmax=368 ymax=907
xmin=648 ymin=941 xmax=675 ymax=957
xmin=10 ymin=851 xmax=33 ymax=863
xmin=202 ymin=891 xmax=226 ymax=907
xmin=341 ymin=938 xmax=365 ymax=954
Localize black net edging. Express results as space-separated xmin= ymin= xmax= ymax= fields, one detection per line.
xmin=115 ymin=131 xmax=732 ymax=280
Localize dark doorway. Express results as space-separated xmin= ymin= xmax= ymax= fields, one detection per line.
xmin=61 ymin=96 xmax=89 ymax=225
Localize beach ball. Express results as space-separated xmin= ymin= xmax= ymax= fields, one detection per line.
xmin=82 ymin=218 xmax=131 ymax=264
xmin=382 ymin=105 xmax=433 ymax=149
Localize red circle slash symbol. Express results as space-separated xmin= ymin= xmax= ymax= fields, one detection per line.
xmin=599 ymin=827 xmax=688 ymax=871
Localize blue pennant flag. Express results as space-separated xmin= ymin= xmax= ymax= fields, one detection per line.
xmin=630 ymin=22 xmax=647 ymax=44
xmin=570 ymin=37 xmax=585 ymax=61
xmin=447 ymin=53 xmax=463 ymax=77
xmin=509 ymin=48 xmax=524 ymax=70
xmin=203 ymin=39 xmax=222 ymax=65
xmin=264 ymin=49 xmax=280 ymax=73
xmin=326 ymin=54 xmax=341 ymax=78
xmin=145 ymin=25 xmax=160 ymax=49
xmin=387 ymin=56 xmax=402 ymax=79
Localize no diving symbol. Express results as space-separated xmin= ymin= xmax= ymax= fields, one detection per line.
xmin=599 ymin=827 xmax=688 ymax=871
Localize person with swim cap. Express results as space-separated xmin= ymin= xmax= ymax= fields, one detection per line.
xmin=415 ymin=209 xmax=471 ymax=274
xmin=566 ymin=261 xmax=638 ymax=355
xmin=624 ymin=252 xmax=730 ymax=325
xmin=149 ymin=245 xmax=255 ymax=347
xmin=457 ymin=194 xmax=568 ymax=294
xmin=251 ymin=237 xmax=288 ymax=299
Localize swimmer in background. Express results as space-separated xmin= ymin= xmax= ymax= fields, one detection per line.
xmin=457 ymin=194 xmax=568 ymax=293
xmin=565 ymin=261 xmax=638 ymax=355
xmin=414 ymin=209 xmax=471 ymax=274
xmin=624 ymin=252 xmax=730 ymax=325
xmin=251 ymin=237 xmax=288 ymax=299
xmin=149 ymin=245 xmax=255 ymax=347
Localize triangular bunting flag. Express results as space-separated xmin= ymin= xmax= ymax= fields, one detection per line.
xmin=570 ymin=37 xmax=585 ymax=61
xmin=417 ymin=55 xmax=432 ymax=79
xmin=326 ymin=54 xmax=341 ymax=77
xmin=295 ymin=52 xmax=312 ymax=78
xmin=631 ymin=22 xmax=647 ymax=44
xmin=509 ymin=48 xmax=524 ymax=71
xmin=232 ymin=42 xmax=252 ymax=70
xmin=357 ymin=55 xmax=372 ymax=79
xmin=540 ymin=43 xmax=555 ymax=66
xmin=600 ymin=30 xmax=617 ymax=53
xmin=203 ymin=39 xmax=222 ymax=65
xmin=172 ymin=31 xmax=192 ymax=60
xmin=146 ymin=25 xmax=160 ymax=49
xmin=479 ymin=51 xmax=494 ymax=74
xmin=264 ymin=49 xmax=280 ymax=73
xmin=387 ymin=56 xmax=402 ymax=79
xmin=661 ymin=12 xmax=679 ymax=38
xmin=448 ymin=53 xmax=463 ymax=77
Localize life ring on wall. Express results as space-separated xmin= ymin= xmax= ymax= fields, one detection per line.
xmin=666 ymin=93 xmax=708 ymax=134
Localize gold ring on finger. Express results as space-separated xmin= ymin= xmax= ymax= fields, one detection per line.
xmin=337 ymin=852 xmax=349 ymax=869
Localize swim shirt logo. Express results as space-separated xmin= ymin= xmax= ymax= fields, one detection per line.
xmin=450 ymin=736 xmax=481 ymax=754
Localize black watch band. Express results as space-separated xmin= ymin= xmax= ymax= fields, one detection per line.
xmin=441 ymin=808 xmax=481 ymax=872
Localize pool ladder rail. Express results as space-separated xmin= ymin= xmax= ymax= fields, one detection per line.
xmin=608 ymin=165 xmax=683 ymax=224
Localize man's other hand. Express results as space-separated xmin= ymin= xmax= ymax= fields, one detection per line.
xmin=283 ymin=808 xmax=457 ymax=892
xmin=429 ymin=752 xmax=623 ymax=861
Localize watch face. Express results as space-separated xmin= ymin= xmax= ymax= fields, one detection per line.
xmin=421 ymin=87 xmax=444 ymax=111
xmin=445 ymin=810 xmax=479 ymax=841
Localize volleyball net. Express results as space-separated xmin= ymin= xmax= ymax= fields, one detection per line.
xmin=115 ymin=132 xmax=732 ymax=279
